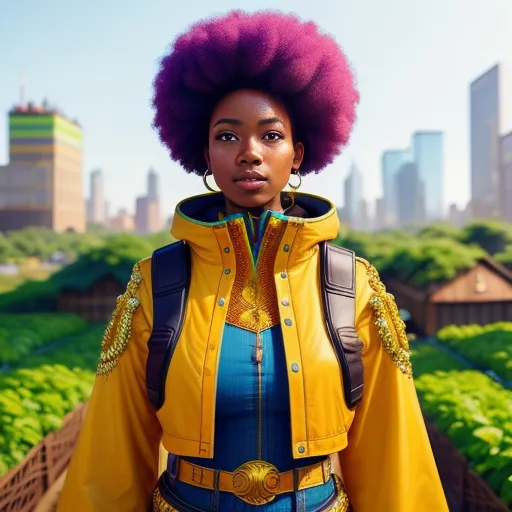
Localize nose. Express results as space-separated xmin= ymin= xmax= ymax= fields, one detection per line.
xmin=237 ymin=138 xmax=263 ymax=166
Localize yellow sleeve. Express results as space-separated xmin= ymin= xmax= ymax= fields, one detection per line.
xmin=338 ymin=259 xmax=449 ymax=512
xmin=57 ymin=259 xmax=162 ymax=512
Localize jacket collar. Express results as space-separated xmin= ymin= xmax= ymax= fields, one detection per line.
xmin=170 ymin=192 xmax=340 ymax=266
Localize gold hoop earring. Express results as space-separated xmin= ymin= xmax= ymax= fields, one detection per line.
xmin=203 ymin=169 xmax=217 ymax=192
xmin=288 ymin=169 xmax=302 ymax=190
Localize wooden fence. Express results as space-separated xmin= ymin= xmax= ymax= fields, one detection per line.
xmin=0 ymin=404 xmax=87 ymax=512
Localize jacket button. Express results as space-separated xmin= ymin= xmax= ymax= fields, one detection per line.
xmin=224 ymin=247 xmax=230 ymax=253
xmin=284 ymin=318 xmax=292 ymax=327
xmin=224 ymin=268 xmax=231 ymax=275
xmin=291 ymin=363 xmax=299 ymax=372
xmin=281 ymin=299 xmax=289 ymax=306
xmin=297 ymin=445 xmax=305 ymax=454
xmin=218 ymin=298 xmax=225 ymax=306
xmin=280 ymin=272 xmax=287 ymax=279
xmin=283 ymin=244 xmax=290 ymax=252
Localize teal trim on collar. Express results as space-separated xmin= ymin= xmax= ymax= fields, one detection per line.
xmin=174 ymin=191 xmax=334 ymax=227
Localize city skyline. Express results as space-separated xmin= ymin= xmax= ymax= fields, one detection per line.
xmin=1 ymin=0 xmax=511 ymax=220
xmin=1 ymin=51 xmax=509 ymax=235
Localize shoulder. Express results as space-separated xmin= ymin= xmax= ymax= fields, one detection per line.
xmin=96 ymin=256 xmax=153 ymax=376
xmin=354 ymin=256 xmax=383 ymax=307
xmin=123 ymin=256 xmax=153 ymax=312
xmin=354 ymin=256 xmax=412 ymax=376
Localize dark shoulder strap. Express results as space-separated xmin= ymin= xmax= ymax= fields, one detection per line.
xmin=320 ymin=242 xmax=364 ymax=409
xmin=146 ymin=241 xmax=191 ymax=409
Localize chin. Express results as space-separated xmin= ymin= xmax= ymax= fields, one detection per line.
xmin=226 ymin=191 xmax=276 ymax=210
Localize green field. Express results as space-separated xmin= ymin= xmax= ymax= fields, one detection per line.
xmin=436 ymin=323 xmax=512 ymax=384
xmin=0 ymin=323 xmax=102 ymax=474
xmin=0 ymin=316 xmax=511 ymax=506
xmin=411 ymin=342 xmax=512 ymax=506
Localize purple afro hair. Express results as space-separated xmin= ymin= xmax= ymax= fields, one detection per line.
xmin=152 ymin=10 xmax=359 ymax=175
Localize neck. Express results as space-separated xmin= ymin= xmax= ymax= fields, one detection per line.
xmin=223 ymin=194 xmax=284 ymax=217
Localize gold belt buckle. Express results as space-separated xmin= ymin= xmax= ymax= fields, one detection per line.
xmin=232 ymin=460 xmax=280 ymax=505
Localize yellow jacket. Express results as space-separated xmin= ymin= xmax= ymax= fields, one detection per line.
xmin=58 ymin=192 xmax=448 ymax=511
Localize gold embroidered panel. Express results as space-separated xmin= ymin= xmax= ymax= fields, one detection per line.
xmin=225 ymin=217 xmax=286 ymax=332
xmin=361 ymin=258 xmax=412 ymax=377
xmin=96 ymin=263 xmax=142 ymax=376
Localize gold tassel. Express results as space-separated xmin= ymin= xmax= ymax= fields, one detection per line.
xmin=96 ymin=263 xmax=142 ymax=376
xmin=360 ymin=258 xmax=413 ymax=377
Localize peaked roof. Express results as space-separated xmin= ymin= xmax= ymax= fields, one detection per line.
xmin=385 ymin=256 xmax=512 ymax=296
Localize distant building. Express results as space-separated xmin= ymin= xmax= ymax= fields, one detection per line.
xmin=147 ymin=167 xmax=159 ymax=202
xmin=343 ymin=163 xmax=366 ymax=231
xmin=135 ymin=196 xmax=149 ymax=234
xmin=108 ymin=208 xmax=134 ymax=232
xmin=412 ymin=131 xmax=444 ymax=221
xmin=500 ymin=131 xmax=512 ymax=222
xmin=447 ymin=203 xmax=467 ymax=228
xmin=88 ymin=169 xmax=106 ymax=225
xmin=374 ymin=197 xmax=386 ymax=231
xmin=381 ymin=131 xmax=444 ymax=228
xmin=395 ymin=162 xmax=425 ymax=226
xmin=134 ymin=168 xmax=163 ymax=234
xmin=0 ymin=101 xmax=85 ymax=232
xmin=470 ymin=63 xmax=512 ymax=219
xmin=381 ymin=149 xmax=410 ymax=227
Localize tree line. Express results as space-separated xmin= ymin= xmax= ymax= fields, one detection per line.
xmin=337 ymin=219 xmax=512 ymax=287
xmin=0 ymin=219 xmax=511 ymax=290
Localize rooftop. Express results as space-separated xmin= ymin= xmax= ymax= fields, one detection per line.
xmin=9 ymin=99 xmax=81 ymax=126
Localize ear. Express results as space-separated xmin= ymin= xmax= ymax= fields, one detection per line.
xmin=292 ymin=142 xmax=304 ymax=171
xmin=204 ymin=147 xmax=211 ymax=171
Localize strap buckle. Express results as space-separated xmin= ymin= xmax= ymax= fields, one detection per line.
xmin=232 ymin=460 xmax=280 ymax=505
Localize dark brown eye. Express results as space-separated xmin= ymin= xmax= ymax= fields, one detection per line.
xmin=216 ymin=132 xmax=238 ymax=141
xmin=263 ymin=132 xmax=284 ymax=141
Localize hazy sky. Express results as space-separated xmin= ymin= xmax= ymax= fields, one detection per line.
xmin=1 ymin=0 xmax=511 ymax=219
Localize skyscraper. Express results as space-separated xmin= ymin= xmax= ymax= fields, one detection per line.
xmin=134 ymin=168 xmax=163 ymax=234
xmin=500 ymin=131 xmax=512 ymax=222
xmin=412 ymin=131 xmax=444 ymax=221
xmin=147 ymin=167 xmax=159 ymax=202
xmin=395 ymin=162 xmax=425 ymax=226
xmin=89 ymin=169 xmax=106 ymax=225
xmin=0 ymin=101 xmax=85 ymax=232
xmin=470 ymin=63 xmax=512 ymax=219
xmin=343 ymin=163 xmax=365 ymax=231
xmin=381 ymin=149 xmax=410 ymax=226
xmin=135 ymin=196 xmax=149 ymax=235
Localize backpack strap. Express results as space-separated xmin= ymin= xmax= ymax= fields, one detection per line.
xmin=320 ymin=242 xmax=364 ymax=409
xmin=146 ymin=241 xmax=191 ymax=409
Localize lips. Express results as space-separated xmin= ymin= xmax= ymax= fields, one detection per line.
xmin=234 ymin=170 xmax=267 ymax=191
xmin=235 ymin=170 xmax=267 ymax=182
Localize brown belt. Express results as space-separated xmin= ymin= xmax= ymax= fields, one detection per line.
xmin=174 ymin=457 xmax=332 ymax=506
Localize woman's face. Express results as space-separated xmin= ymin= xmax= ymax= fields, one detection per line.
xmin=205 ymin=89 xmax=304 ymax=214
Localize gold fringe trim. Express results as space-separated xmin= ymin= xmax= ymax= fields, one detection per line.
xmin=152 ymin=486 xmax=179 ymax=511
xmin=96 ymin=263 xmax=142 ymax=376
xmin=361 ymin=258 xmax=413 ymax=378
xmin=328 ymin=474 xmax=351 ymax=511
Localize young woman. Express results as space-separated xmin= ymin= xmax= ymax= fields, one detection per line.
xmin=58 ymin=10 xmax=448 ymax=512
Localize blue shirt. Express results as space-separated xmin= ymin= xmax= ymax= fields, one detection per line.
xmin=171 ymin=324 xmax=336 ymax=511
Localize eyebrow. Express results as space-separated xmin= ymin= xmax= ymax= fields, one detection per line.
xmin=213 ymin=117 xmax=284 ymax=127
xmin=259 ymin=117 xmax=284 ymax=126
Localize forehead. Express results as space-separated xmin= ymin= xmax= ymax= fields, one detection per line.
xmin=210 ymin=89 xmax=291 ymax=124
